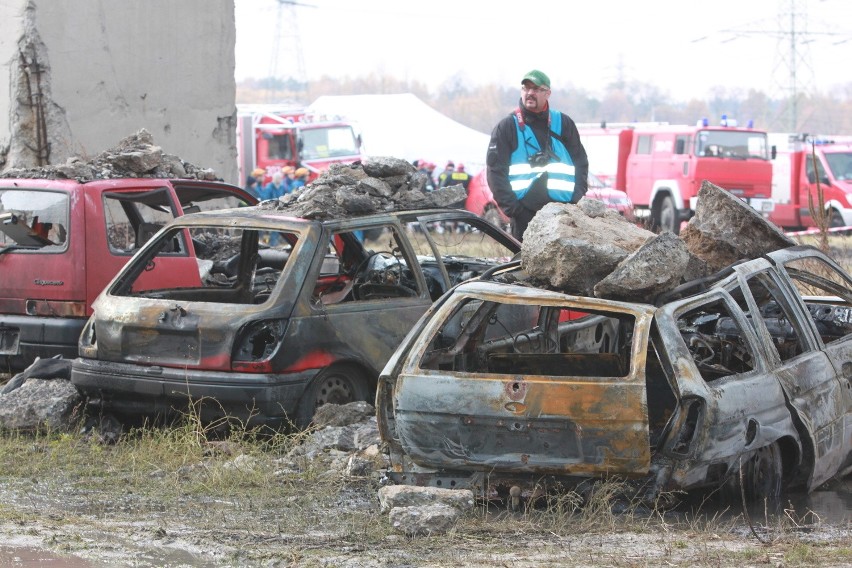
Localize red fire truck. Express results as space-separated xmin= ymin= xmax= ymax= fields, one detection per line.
xmin=236 ymin=104 xmax=364 ymax=186
xmin=768 ymin=134 xmax=852 ymax=231
xmin=580 ymin=119 xmax=774 ymax=233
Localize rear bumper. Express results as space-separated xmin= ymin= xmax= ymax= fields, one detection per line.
xmin=70 ymin=357 xmax=318 ymax=425
xmin=0 ymin=314 xmax=85 ymax=370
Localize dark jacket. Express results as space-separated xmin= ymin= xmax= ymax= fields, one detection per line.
xmin=486 ymin=102 xmax=588 ymax=234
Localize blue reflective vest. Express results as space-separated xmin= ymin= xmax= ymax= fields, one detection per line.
xmin=508 ymin=110 xmax=576 ymax=202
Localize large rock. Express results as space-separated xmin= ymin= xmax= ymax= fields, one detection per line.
xmin=377 ymin=485 xmax=475 ymax=514
xmin=388 ymin=504 xmax=461 ymax=536
xmin=521 ymin=202 xmax=655 ymax=294
xmin=594 ymin=232 xmax=690 ymax=302
xmin=0 ymin=378 xmax=81 ymax=431
xmin=681 ymin=181 xmax=796 ymax=273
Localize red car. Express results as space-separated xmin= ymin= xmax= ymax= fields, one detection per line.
xmin=0 ymin=178 xmax=256 ymax=373
xmin=465 ymin=170 xmax=634 ymax=227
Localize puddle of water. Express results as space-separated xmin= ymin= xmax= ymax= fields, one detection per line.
xmin=0 ymin=546 xmax=96 ymax=567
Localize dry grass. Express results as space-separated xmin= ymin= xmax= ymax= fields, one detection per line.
xmin=0 ymin=422 xmax=848 ymax=567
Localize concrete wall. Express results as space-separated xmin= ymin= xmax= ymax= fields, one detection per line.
xmin=0 ymin=0 xmax=238 ymax=184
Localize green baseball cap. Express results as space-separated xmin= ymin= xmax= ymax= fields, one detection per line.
xmin=521 ymin=69 xmax=550 ymax=89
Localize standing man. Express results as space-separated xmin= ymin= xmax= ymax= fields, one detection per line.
xmin=486 ymin=69 xmax=588 ymax=241
xmin=437 ymin=161 xmax=455 ymax=188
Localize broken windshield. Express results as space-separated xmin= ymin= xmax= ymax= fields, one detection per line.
xmin=0 ymin=189 xmax=69 ymax=250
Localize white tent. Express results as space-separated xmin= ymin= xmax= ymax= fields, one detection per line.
xmin=308 ymin=94 xmax=491 ymax=174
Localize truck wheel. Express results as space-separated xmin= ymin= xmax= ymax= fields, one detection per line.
xmin=742 ymin=442 xmax=783 ymax=502
xmin=656 ymin=195 xmax=679 ymax=234
xmin=295 ymin=364 xmax=370 ymax=429
xmin=829 ymin=209 xmax=845 ymax=229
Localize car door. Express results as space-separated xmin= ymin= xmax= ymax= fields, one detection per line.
xmin=654 ymin=285 xmax=800 ymax=490
xmin=768 ymin=249 xmax=852 ymax=485
xmin=390 ymin=287 xmax=655 ymax=476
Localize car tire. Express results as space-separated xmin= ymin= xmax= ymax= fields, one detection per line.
xmin=656 ymin=195 xmax=679 ymax=235
xmin=295 ymin=364 xmax=370 ymax=429
xmin=743 ymin=442 xmax=783 ymax=502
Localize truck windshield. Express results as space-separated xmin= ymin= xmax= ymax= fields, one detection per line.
xmin=696 ymin=130 xmax=768 ymax=160
xmin=301 ymin=126 xmax=360 ymax=160
xmin=0 ymin=189 xmax=68 ymax=250
xmin=824 ymin=151 xmax=852 ymax=181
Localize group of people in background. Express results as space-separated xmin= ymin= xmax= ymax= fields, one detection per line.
xmin=244 ymin=166 xmax=309 ymax=200
xmin=415 ymin=159 xmax=472 ymax=195
xmin=241 ymin=68 xmax=587 ymax=244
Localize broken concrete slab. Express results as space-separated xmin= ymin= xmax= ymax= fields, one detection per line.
xmin=388 ymin=504 xmax=461 ymax=536
xmin=681 ymin=180 xmax=797 ymax=273
xmin=267 ymin=156 xmax=467 ymax=220
xmin=521 ymin=201 xmax=656 ymax=294
xmin=0 ymin=378 xmax=81 ymax=431
xmin=377 ymin=485 xmax=475 ymax=514
xmin=593 ymin=232 xmax=691 ymax=302
xmin=521 ymin=181 xmax=796 ymax=301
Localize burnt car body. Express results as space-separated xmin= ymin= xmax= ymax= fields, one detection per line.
xmin=70 ymin=207 xmax=519 ymax=428
xmin=376 ymin=246 xmax=852 ymax=501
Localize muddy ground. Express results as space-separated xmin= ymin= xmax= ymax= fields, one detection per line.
xmin=0 ymin=435 xmax=848 ymax=568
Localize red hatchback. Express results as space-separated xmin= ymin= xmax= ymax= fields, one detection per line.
xmin=0 ymin=178 xmax=255 ymax=373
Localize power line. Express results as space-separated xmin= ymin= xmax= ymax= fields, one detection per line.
xmin=268 ymin=0 xmax=314 ymax=102
xmin=697 ymin=0 xmax=851 ymax=131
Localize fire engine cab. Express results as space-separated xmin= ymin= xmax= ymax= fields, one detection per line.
xmin=581 ymin=118 xmax=774 ymax=233
xmin=236 ymin=104 xmax=363 ymax=185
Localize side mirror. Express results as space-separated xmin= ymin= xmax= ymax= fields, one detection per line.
xmin=770 ymin=145 xmax=777 ymax=160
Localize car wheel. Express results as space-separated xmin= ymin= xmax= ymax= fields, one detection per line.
xmin=743 ymin=442 xmax=783 ymax=502
xmin=656 ymin=195 xmax=679 ymax=234
xmin=295 ymin=364 xmax=370 ymax=428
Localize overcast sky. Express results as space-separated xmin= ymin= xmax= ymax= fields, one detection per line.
xmin=235 ymin=0 xmax=851 ymax=102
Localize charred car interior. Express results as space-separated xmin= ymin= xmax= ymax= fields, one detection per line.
xmin=71 ymin=208 xmax=519 ymax=428
xmin=376 ymin=246 xmax=852 ymax=504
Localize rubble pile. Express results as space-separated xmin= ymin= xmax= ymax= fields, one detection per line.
xmin=259 ymin=156 xmax=467 ymax=220
xmin=522 ymin=180 xmax=798 ymax=302
xmin=0 ymin=129 xmax=220 ymax=182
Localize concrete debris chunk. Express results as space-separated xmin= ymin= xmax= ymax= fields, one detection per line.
xmin=269 ymin=156 xmax=467 ymax=220
xmin=377 ymin=485 xmax=475 ymax=514
xmin=0 ymin=129 xmax=221 ymax=182
xmin=522 ymin=181 xmax=796 ymax=301
xmin=681 ymin=180 xmax=797 ymax=273
xmin=521 ymin=201 xmax=656 ymax=295
xmin=0 ymin=378 xmax=81 ymax=432
xmin=593 ymin=232 xmax=690 ymax=301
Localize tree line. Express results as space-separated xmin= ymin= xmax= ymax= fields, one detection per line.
xmin=237 ymin=74 xmax=852 ymax=137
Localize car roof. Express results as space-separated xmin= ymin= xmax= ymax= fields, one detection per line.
xmin=173 ymin=205 xmax=486 ymax=226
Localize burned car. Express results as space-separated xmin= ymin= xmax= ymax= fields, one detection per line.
xmin=70 ymin=207 xmax=519 ymax=428
xmin=376 ymin=246 xmax=852 ymax=502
